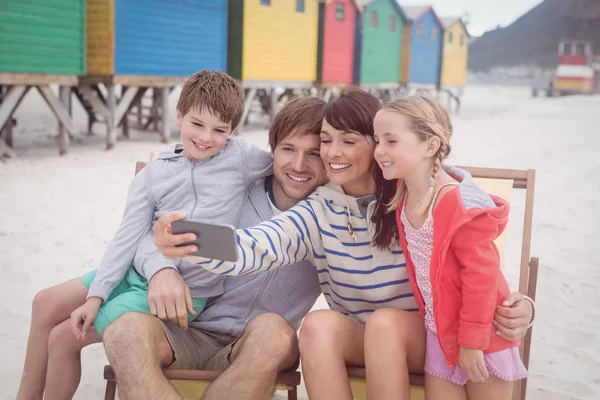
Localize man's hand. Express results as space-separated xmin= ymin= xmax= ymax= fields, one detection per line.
xmin=153 ymin=211 xmax=198 ymax=259
xmin=493 ymin=292 xmax=533 ymax=341
xmin=148 ymin=268 xmax=196 ymax=329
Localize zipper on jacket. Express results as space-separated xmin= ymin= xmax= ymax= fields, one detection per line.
xmin=230 ymin=181 xmax=279 ymax=334
xmin=189 ymin=163 xmax=199 ymax=219
xmin=433 ymin=217 xmax=470 ymax=366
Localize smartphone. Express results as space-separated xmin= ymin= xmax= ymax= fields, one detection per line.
xmin=170 ymin=219 xmax=239 ymax=262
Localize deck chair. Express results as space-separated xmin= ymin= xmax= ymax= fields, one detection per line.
xmin=103 ymin=161 xmax=302 ymax=400
xmin=347 ymin=166 xmax=539 ymax=400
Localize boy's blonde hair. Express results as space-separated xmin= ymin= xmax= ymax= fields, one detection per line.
xmin=176 ymin=70 xmax=244 ymax=130
xmin=385 ymin=96 xmax=453 ymax=214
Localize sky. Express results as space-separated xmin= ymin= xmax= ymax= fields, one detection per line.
xmin=406 ymin=0 xmax=544 ymax=36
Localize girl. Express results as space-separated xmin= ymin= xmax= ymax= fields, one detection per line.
xmin=372 ymin=96 xmax=528 ymax=399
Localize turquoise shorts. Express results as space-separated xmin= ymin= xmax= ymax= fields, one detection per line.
xmin=80 ymin=267 xmax=206 ymax=336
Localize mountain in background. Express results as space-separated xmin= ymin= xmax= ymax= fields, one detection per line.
xmin=468 ymin=0 xmax=600 ymax=72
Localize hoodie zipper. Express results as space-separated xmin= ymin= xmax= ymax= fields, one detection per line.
xmin=189 ymin=163 xmax=198 ymax=219
xmin=231 ymin=182 xmax=279 ymax=334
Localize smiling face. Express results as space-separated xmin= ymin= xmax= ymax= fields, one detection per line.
xmin=373 ymin=109 xmax=433 ymax=181
xmin=178 ymin=108 xmax=233 ymax=162
xmin=319 ymin=118 xmax=376 ymax=196
xmin=272 ymin=131 xmax=328 ymax=208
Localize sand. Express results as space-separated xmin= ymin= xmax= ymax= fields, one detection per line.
xmin=0 ymin=85 xmax=598 ymax=399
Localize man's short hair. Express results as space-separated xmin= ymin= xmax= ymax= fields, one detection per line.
xmin=176 ymin=70 xmax=245 ymax=130
xmin=268 ymin=97 xmax=326 ymax=152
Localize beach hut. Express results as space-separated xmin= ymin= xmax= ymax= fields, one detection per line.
xmin=0 ymin=0 xmax=87 ymax=156
xmin=355 ymin=0 xmax=408 ymax=86
xmin=316 ymin=1 xmax=363 ymax=86
xmin=0 ymin=0 xmax=86 ymax=76
xmin=228 ymin=0 xmax=319 ymax=84
xmin=86 ymin=0 xmax=228 ymax=77
xmin=79 ymin=0 xmax=229 ymax=149
xmin=316 ymin=1 xmax=364 ymax=86
xmin=439 ymin=17 xmax=469 ymax=89
xmin=402 ymin=5 xmax=444 ymax=89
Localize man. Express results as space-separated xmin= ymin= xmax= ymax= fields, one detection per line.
xmin=102 ymin=97 xmax=328 ymax=400
xmin=101 ymin=97 xmax=534 ymax=400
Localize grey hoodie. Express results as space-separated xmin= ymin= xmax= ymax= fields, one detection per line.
xmin=182 ymin=176 xmax=323 ymax=336
xmin=88 ymin=138 xmax=272 ymax=302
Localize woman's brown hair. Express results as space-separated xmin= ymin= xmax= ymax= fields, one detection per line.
xmin=325 ymin=88 xmax=398 ymax=250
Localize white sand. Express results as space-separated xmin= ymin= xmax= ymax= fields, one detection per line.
xmin=0 ymin=86 xmax=598 ymax=400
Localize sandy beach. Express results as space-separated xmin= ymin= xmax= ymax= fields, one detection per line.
xmin=0 ymin=85 xmax=598 ymax=399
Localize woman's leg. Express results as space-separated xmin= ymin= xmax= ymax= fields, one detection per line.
xmin=44 ymin=320 xmax=102 ymax=400
xmin=364 ymin=309 xmax=427 ymax=400
xmin=466 ymin=376 xmax=513 ymax=400
xmin=424 ymin=375 xmax=467 ymax=400
xmin=16 ymin=278 xmax=89 ymax=400
xmin=299 ymin=310 xmax=365 ymax=400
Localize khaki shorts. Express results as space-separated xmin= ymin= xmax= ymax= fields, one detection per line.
xmin=159 ymin=321 xmax=238 ymax=371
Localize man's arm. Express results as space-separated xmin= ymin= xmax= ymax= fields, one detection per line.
xmin=494 ymin=292 xmax=535 ymax=341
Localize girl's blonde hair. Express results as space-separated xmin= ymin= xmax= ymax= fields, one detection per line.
xmin=384 ymin=96 xmax=453 ymax=214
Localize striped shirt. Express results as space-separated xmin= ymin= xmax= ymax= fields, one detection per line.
xmin=193 ymin=183 xmax=418 ymax=324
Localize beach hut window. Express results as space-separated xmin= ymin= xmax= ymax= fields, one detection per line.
xmin=431 ymin=27 xmax=437 ymax=40
xmin=335 ymin=2 xmax=345 ymax=20
xmin=417 ymin=24 xmax=424 ymax=37
xmin=448 ymin=32 xmax=453 ymax=44
xmin=296 ymin=0 xmax=305 ymax=12
xmin=459 ymin=35 xmax=464 ymax=46
xmin=390 ymin=16 xmax=396 ymax=32
xmin=260 ymin=0 xmax=270 ymax=5
xmin=371 ymin=11 xmax=378 ymax=28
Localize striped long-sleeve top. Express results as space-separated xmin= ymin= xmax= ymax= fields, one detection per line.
xmin=192 ymin=183 xmax=418 ymax=323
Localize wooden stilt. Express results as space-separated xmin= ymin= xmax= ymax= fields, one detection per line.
xmin=160 ymin=86 xmax=170 ymax=143
xmin=238 ymin=88 xmax=257 ymax=134
xmin=106 ymin=84 xmax=117 ymax=150
xmin=58 ymin=86 xmax=71 ymax=155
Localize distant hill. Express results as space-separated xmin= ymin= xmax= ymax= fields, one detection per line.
xmin=468 ymin=0 xmax=600 ymax=72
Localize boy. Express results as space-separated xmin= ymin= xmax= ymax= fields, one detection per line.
xmin=15 ymin=70 xmax=271 ymax=400
xmin=72 ymin=70 xmax=272 ymax=339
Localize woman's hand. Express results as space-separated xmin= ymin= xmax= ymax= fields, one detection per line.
xmin=458 ymin=347 xmax=489 ymax=383
xmin=70 ymin=297 xmax=102 ymax=340
xmin=153 ymin=211 xmax=198 ymax=259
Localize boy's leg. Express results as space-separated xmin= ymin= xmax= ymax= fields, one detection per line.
xmin=466 ymin=376 xmax=514 ymax=400
xmin=16 ymin=278 xmax=89 ymax=400
xmin=299 ymin=310 xmax=366 ymax=400
xmin=424 ymin=375 xmax=467 ymax=400
xmin=44 ymin=320 xmax=102 ymax=400
xmin=364 ymin=309 xmax=427 ymax=400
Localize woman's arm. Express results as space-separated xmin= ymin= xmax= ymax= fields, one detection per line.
xmin=190 ymin=201 xmax=319 ymax=275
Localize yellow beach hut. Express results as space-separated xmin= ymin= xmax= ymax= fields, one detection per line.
xmin=439 ymin=17 xmax=469 ymax=89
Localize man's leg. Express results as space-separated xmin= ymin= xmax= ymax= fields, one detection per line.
xmin=202 ymin=313 xmax=298 ymax=400
xmin=102 ymin=313 xmax=181 ymax=400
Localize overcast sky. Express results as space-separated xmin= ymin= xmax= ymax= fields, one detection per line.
xmin=406 ymin=0 xmax=544 ymax=36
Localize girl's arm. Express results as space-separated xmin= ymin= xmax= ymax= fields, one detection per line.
xmin=190 ymin=201 xmax=318 ymax=275
xmin=452 ymin=213 xmax=504 ymax=351
xmin=88 ymin=167 xmax=155 ymax=302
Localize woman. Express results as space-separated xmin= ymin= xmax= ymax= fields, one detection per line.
xmin=155 ymin=89 xmax=534 ymax=399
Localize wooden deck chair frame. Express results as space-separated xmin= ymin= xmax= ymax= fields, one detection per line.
xmin=347 ymin=166 xmax=539 ymax=400
xmin=103 ymin=162 xmax=302 ymax=400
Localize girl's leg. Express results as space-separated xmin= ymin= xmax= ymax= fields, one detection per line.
xmin=364 ymin=309 xmax=427 ymax=400
xmin=44 ymin=320 xmax=102 ymax=400
xmin=16 ymin=278 xmax=89 ymax=400
xmin=466 ymin=376 xmax=514 ymax=400
xmin=299 ymin=310 xmax=365 ymax=400
xmin=424 ymin=374 xmax=467 ymax=400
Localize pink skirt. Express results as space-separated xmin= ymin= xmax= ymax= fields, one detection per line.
xmin=425 ymin=329 xmax=528 ymax=385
